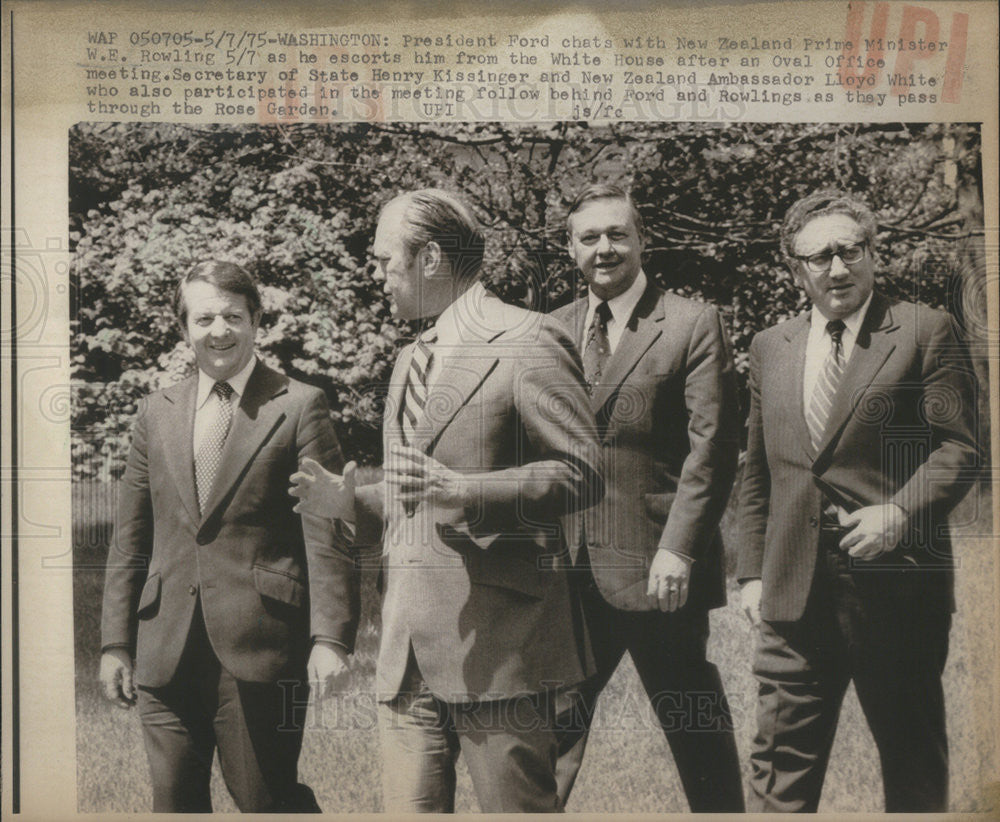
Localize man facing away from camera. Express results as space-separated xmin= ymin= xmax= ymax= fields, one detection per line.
xmin=100 ymin=260 xmax=359 ymax=812
xmin=290 ymin=189 xmax=603 ymax=813
xmin=737 ymin=189 xmax=980 ymax=811
xmin=550 ymin=184 xmax=745 ymax=812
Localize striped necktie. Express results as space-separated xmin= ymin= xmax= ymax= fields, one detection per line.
xmin=195 ymin=380 xmax=234 ymax=514
xmin=806 ymin=320 xmax=846 ymax=452
xmin=401 ymin=327 xmax=438 ymax=445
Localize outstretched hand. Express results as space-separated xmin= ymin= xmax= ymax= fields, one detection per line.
xmin=740 ymin=579 xmax=762 ymax=628
xmin=290 ymin=458 xmax=357 ymax=522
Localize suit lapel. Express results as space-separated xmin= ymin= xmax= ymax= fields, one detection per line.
xmin=412 ymin=345 xmax=499 ymax=453
xmin=780 ymin=314 xmax=813 ymax=460
xmin=199 ymin=361 xmax=290 ymax=523
xmin=815 ymin=294 xmax=898 ymax=459
xmin=590 ymin=282 xmax=664 ymax=415
xmin=567 ymin=296 xmax=589 ymax=350
xmin=383 ymin=343 xmax=413 ymax=447
xmin=161 ymin=375 xmax=200 ymax=524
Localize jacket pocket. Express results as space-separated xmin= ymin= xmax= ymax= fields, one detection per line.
xmin=252 ymin=564 xmax=305 ymax=608
xmin=136 ymin=573 xmax=161 ymax=618
xmin=436 ymin=522 xmax=546 ymax=600
xmin=465 ymin=547 xmax=546 ymax=601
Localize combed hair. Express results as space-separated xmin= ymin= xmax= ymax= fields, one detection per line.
xmin=174 ymin=260 xmax=262 ymax=324
xmin=566 ymin=183 xmax=646 ymax=237
xmin=385 ymin=189 xmax=486 ymax=282
xmin=781 ymin=189 xmax=878 ymax=260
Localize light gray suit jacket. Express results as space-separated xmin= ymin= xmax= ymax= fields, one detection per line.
xmin=355 ymin=290 xmax=603 ymax=703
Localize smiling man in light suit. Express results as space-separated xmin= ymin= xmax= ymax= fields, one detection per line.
xmin=291 ymin=189 xmax=602 ymax=813
xmin=550 ymin=184 xmax=744 ymax=811
xmin=737 ymin=190 xmax=980 ymax=811
xmin=100 ymin=260 xmax=359 ymax=812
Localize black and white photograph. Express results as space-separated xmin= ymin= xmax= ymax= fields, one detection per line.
xmin=67 ymin=120 xmax=993 ymax=813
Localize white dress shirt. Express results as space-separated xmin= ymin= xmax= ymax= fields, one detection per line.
xmin=583 ymin=269 xmax=648 ymax=353
xmin=193 ymin=356 xmax=256 ymax=453
xmin=802 ymin=292 xmax=873 ymax=409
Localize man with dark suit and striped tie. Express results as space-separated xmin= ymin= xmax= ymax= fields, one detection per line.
xmin=291 ymin=189 xmax=602 ymax=813
xmin=100 ymin=261 xmax=359 ymax=812
xmin=737 ymin=190 xmax=980 ymax=812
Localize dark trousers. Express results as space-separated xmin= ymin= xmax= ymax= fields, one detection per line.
xmin=749 ymin=531 xmax=951 ymax=812
xmin=137 ymin=602 xmax=318 ymax=813
xmin=554 ymin=569 xmax=745 ymax=812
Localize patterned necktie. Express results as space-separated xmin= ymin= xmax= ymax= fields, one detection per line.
xmin=806 ymin=320 xmax=847 ymax=452
xmin=582 ymin=301 xmax=612 ymax=395
xmin=401 ymin=327 xmax=437 ymax=445
xmin=195 ymin=380 xmax=234 ymax=514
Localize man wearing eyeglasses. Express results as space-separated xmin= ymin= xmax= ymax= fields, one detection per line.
xmin=736 ymin=190 xmax=980 ymax=812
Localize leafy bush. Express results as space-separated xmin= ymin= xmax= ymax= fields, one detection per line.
xmin=70 ymin=122 xmax=984 ymax=479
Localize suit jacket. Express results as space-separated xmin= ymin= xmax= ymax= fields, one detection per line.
xmin=355 ymin=287 xmax=603 ymax=703
xmin=552 ymin=282 xmax=740 ymax=611
xmin=736 ymin=293 xmax=980 ymax=621
xmin=101 ymin=360 xmax=360 ymax=687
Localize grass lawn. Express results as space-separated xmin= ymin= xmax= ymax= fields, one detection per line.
xmin=73 ymin=478 xmax=998 ymax=813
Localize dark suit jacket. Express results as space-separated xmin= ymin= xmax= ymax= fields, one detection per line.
xmin=552 ymin=282 xmax=740 ymax=611
xmin=355 ymin=290 xmax=602 ymax=703
xmin=101 ymin=360 xmax=360 ymax=687
xmin=736 ymin=293 xmax=980 ymax=621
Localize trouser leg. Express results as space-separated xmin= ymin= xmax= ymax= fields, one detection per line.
xmin=456 ymin=693 xmax=561 ymax=813
xmin=377 ymin=678 xmax=459 ymax=813
xmin=552 ymin=572 xmax=626 ymax=806
xmin=213 ymin=670 xmax=316 ymax=812
xmin=849 ymin=580 xmax=951 ymax=812
xmin=629 ymin=607 xmax=745 ymax=812
xmin=748 ymin=606 xmax=849 ymax=812
xmin=138 ymin=682 xmax=215 ymax=812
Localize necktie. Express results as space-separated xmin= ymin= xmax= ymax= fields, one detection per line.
xmin=401 ymin=327 xmax=437 ymax=445
xmin=806 ymin=320 xmax=846 ymax=452
xmin=582 ymin=301 xmax=612 ymax=395
xmin=195 ymin=381 xmax=234 ymax=514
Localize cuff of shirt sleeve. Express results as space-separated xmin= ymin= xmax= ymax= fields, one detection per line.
xmin=312 ymin=636 xmax=350 ymax=653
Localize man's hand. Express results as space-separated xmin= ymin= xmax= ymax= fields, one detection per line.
xmin=838 ymin=503 xmax=908 ymax=561
xmin=646 ymin=549 xmax=692 ymax=612
xmin=384 ymin=444 xmax=470 ymax=511
xmin=290 ymin=458 xmax=357 ymax=522
xmin=99 ymin=648 xmax=136 ymax=709
xmin=740 ymin=579 xmax=762 ymax=628
xmin=308 ymin=642 xmax=351 ymax=701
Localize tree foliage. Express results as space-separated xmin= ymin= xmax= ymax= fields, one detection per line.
xmin=70 ymin=121 xmax=983 ymax=479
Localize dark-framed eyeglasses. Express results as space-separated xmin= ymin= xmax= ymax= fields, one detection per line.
xmin=792 ymin=242 xmax=867 ymax=273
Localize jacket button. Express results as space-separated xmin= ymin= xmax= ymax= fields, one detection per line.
xmin=809 ymin=516 xmax=818 ymax=527
xmin=188 ymin=585 xmax=197 ymax=595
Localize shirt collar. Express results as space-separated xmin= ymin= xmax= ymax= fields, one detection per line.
xmin=588 ymin=269 xmax=648 ymax=327
xmin=809 ymin=290 xmax=873 ymax=339
xmin=431 ymin=280 xmax=493 ymax=348
xmin=196 ymin=356 xmax=257 ymax=409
